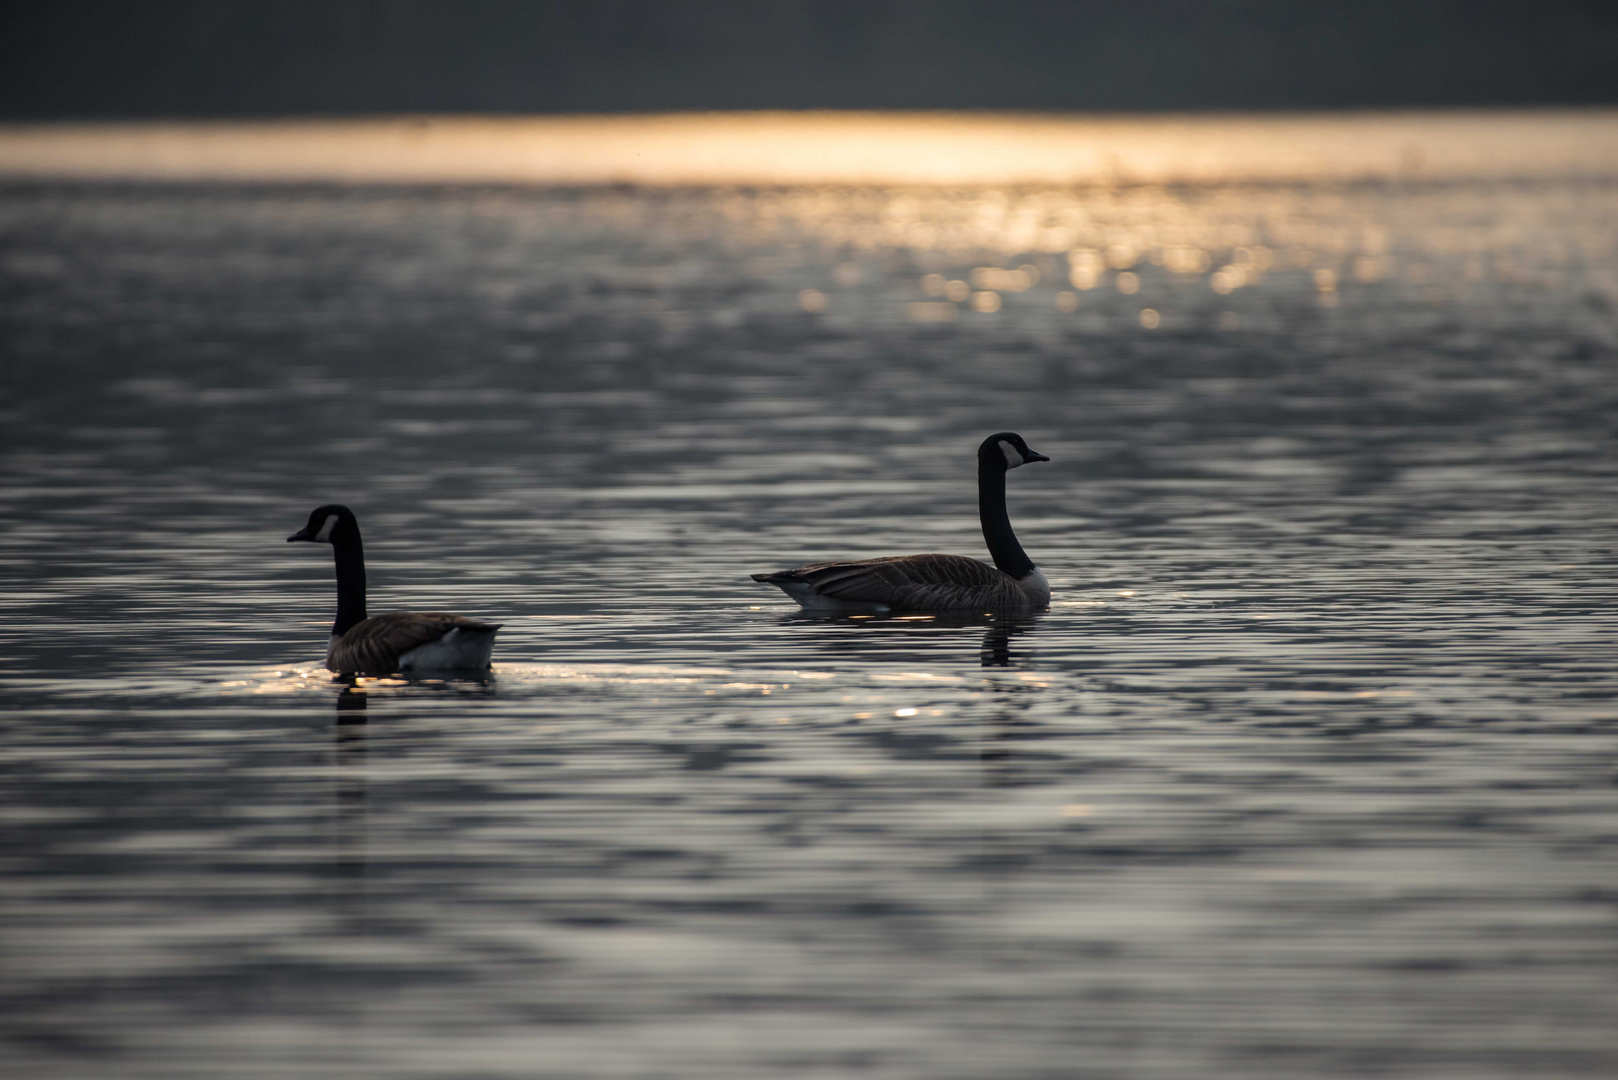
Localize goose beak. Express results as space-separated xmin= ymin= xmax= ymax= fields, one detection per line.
xmin=287 ymin=529 xmax=314 ymax=542
xmin=1025 ymin=451 xmax=1050 ymax=463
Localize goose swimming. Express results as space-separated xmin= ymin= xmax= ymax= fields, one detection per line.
xmin=752 ymin=432 xmax=1052 ymax=613
xmin=288 ymin=504 xmax=500 ymax=675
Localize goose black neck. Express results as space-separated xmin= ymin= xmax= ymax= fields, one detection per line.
xmin=978 ymin=461 xmax=1035 ymax=579
xmin=330 ymin=530 xmax=367 ymax=637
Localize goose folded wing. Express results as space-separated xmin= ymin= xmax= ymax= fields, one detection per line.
xmin=333 ymin=612 xmax=499 ymax=674
xmin=785 ymin=554 xmax=1005 ymax=603
xmin=884 ymin=554 xmax=1009 ymax=587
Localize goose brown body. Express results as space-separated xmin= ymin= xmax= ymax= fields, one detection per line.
xmin=328 ymin=612 xmax=501 ymax=675
xmin=751 ymin=554 xmax=1048 ymax=612
xmin=752 ymin=432 xmax=1052 ymax=614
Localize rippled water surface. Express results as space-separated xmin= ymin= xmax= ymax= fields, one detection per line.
xmin=4 ymin=138 xmax=1618 ymax=1077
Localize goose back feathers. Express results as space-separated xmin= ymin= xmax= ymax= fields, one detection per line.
xmin=752 ymin=432 xmax=1052 ymax=613
xmin=289 ymin=504 xmax=500 ymax=675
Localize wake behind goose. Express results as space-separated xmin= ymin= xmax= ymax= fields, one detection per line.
xmin=752 ymin=432 xmax=1052 ymax=613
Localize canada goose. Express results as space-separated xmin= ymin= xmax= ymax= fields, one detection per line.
xmin=752 ymin=432 xmax=1052 ymax=613
xmin=288 ymin=504 xmax=500 ymax=675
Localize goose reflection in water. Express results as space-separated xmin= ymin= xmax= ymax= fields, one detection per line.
xmin=776 ymin=611 xmax=1044 ymax=669
xmin=333 ymin=682 xmax=368 ymax=888
xmin=325 ymin=674 xmax=496 ymax=898
xmin=971 ymin=616 xmax=1051 ymax=790
xmin=786 ymin=614 xmax=1050 ymax=783
xmin=979 ymin=615 xmax=1040 ymax=668
xmin=335 ymin=680 xmax=369 ymax=725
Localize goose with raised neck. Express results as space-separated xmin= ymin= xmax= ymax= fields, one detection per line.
xmin=288 ymin=504 xmax=500 ymax=674
xmin=751 ymin=432 xmax=1052 ymax=612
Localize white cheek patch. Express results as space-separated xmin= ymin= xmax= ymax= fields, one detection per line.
xmin=999 ymin=440 xmax=1024 ymax=468
xmin=314 ymin=514 xmax=339 ymax=542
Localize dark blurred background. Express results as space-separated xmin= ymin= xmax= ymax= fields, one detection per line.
xmin=2 ymin=0 xmax=1617 ymax=119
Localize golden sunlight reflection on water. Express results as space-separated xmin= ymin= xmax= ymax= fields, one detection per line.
xmin=2 ymin=109 xmax=1616 ymax=186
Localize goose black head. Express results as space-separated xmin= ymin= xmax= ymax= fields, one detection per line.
xmin=288 ymin=504 xmax=359 ymax=544
xmin=979 ymin=432 xmax=1050 ymax=470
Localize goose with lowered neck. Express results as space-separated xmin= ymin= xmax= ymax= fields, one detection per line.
xmin=288 ymin=504 xmax=500 ymax=674
xmin=751 ymin=432 xmax=1052 ymax=612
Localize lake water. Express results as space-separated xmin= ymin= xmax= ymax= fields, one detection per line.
xmin=3 ymin=113 xmax=1618 ymax=1078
